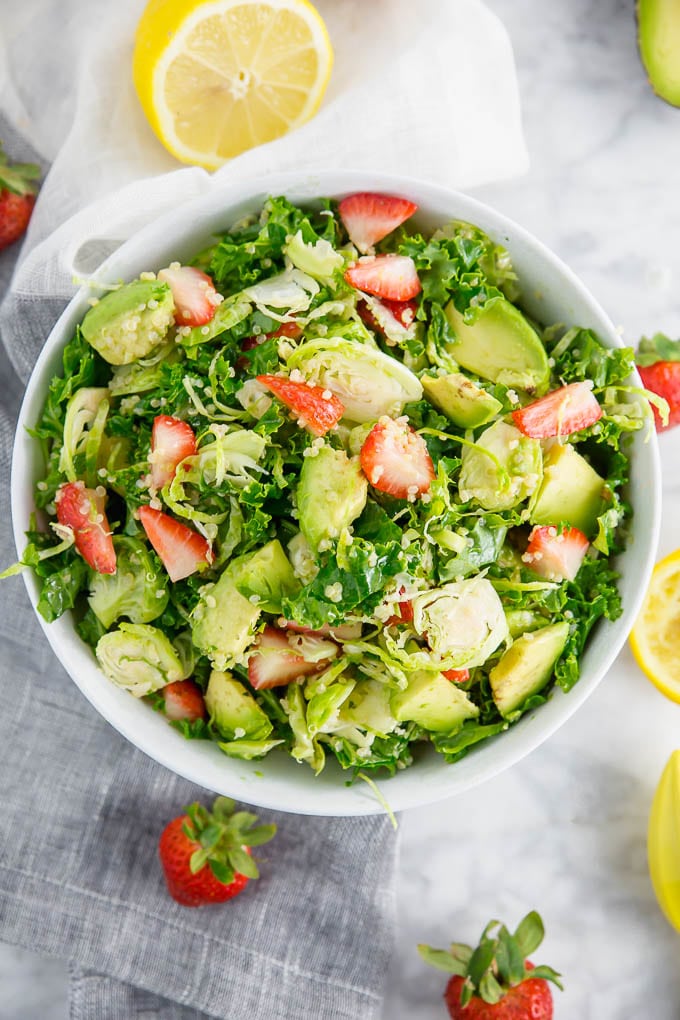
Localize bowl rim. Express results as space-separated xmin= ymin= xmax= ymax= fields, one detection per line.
xmin=11 ymin=168 xmax=662 ymax=815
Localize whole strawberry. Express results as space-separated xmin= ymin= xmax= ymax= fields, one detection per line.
xmin=636 ymin=333 xmax=680 ymax=431
xmin=419 ymin=911 xmax=562 ymax=1020
xmin=159 ymin=796 xmax=276 ymax=907
xmin=0 ymin=142 xmax=40 ymax=251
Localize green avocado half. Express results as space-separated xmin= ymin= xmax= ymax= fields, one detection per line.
xmin=638 ymin=0 xmax=680 ymax=106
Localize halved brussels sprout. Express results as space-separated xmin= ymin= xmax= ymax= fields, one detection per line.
xmin=287 ymin=337 xmax=423 ymax=423
xmin=95 ymin=623 xmax=187 ymax=697
xmin=411 ymin=578 xmax=509 ymax=668
xmin=88 ymin=537 xmax=168 ymax=629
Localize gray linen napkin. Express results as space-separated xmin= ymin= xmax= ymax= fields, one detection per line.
xmin=0 ymin=122 xmax=398 ymax=1020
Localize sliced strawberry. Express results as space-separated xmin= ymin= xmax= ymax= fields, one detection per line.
xmin=157 ymin=265 xmax=219 ymax=328
xmin=339 ymin=192 xmax=418 ymax=254
xmin=638 ymin=361 xmax=680 ymax=431
xmin=386 ymin=600 xmax=414 ymax=626
xmin=358 ymin=296 xmax=417 ymax=341
xmin=512 ymin=381 xmax=602 ymax=439
xmin=442 ymin=668 xmax=470 ymax=683
xmin=277 ymin=618 xmax=363 ymax=641
xmin=360 ymin=416 xmax=434 ymax=500
xmin=523 ymin=525 xmax=589 ymax=582
xmin=256 ymin=374 xmax=345 ymax=436
xmin=247 ymin=625 xmax=332 ymax=690
xmin=138 ymin=506 xmax=211 ymax=583
xmin=345 ymin=255 xmax=421 ymax=302
xmin=55 ymin=481 xmax=116 ymax=575
xmin=241 ymin=320 xmax=303 ymax=352
xmin=150 ymin=415 xmax=197 ymax=490
xmin=163 ymin=680 xmax=206 ymax=722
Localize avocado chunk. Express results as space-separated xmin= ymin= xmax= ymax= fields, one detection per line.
xmin=444 ymin=299 xmax=550 ymax=394
xmin=191 ymin=571 xmax=260 ymax=671
xmin=339 ymin=679 xmax=399 ymax=736
xmin=422 ymin=372 xmax=503 ymax=428
xmin=489 ymin=621 xmax=569 ymax=718
xmin=638 ymin=0 xmax=680 ymax=106
xmin=81 ymin=279 xmax=175 ymax=365
xmin=205 ymin=670 xmax=273 ymax=740
xmin=529 ymin=443 xmax=605 ymax=537
xmin=458 ymin=421 xmax=542 ymax=511
xmin=227 ymin=539 xmax=300 ymax=613
xmin=390 ymin=671 xmax=479 ymax=732
xmin=297 ymin=446 xmax=368 ymax=550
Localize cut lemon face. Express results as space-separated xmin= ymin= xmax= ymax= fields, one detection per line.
xmin=133 ymin=0 xmax=333 ymax=170
xmin=630 ymin=548 xmax=680 ymax=702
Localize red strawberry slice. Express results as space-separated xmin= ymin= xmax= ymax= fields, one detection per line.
xmin=339 ymin=192 xmax=418 ymax=254
xmin=163 ymin=680 xmax=206 ymax=722
xmin=345 ymin=255 xmax=421 ymax=302
xmin=150 ymin=415 xmax=197 ymax=490
xmin=256 ymin=374 xmax=345 ymax=436
xmin=158 ymin=265 xmax=219 ymax=328
xmin=241 ymin=320 xmax=303 ymax=352
xmin=277 ymin=619 xmax=363 ymax=641
xmin=523 ymin=525 xmax=589 ymax=582
xmin=248 ymin=625 xmax=333 ymax=690
xmin=56 ymin=481 xmax=117 ymax=574
xmin=386 ymin=599 xmax=415 ymax=627
xmin=360 ymin=416 xmax=434 ymax=500
xmin=358 ymin=296 xmax=417 ymax=342
xmin=512 ymin=381 xmax=602 ymax=438
xmin=442 ymin=668 xmax=470 ymax=683
xmin=138 ymin=505 xmax=211 ymax=582
xmin=638 ymin=361 xmax=680 ymax=431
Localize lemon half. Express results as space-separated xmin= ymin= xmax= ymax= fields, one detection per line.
xmin=133 ymin=0 xmax=333 ymax=170
xmin=630 ymin=548 xmax=680 ymax=702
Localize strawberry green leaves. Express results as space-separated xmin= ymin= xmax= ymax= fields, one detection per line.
xmin=418 ymin=910 xmax=562 ymax=1008
xmin=636 ymin=333 xmax=680 ymax=366
xmin=183 ymin=796 xmax=276 ymax=884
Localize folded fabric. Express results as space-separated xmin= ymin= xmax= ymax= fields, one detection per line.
xmin=0 ymin=2 xmax=527 ymax=1016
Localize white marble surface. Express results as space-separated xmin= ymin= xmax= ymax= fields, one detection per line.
xmin=4 ymin=0 xmax=680 ymax=1016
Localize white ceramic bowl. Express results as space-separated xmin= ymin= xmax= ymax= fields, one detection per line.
xmin=11 ymin=170 xmax=661 ymax=815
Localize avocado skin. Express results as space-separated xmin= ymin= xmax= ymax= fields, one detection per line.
xmin=489 ymin=621 xmax=569 ymax=719
xmin=422 ymin=372 xmax=502 ymax=428
xmin=81 ymin=279 xmax=174 ymax=365
xmin=637 ymin=0 xmax=680 ymax=107
xmin=205 ymin=670 xmax=272 ymax=740
xmin=529 ymin=443 xmax=605 ymax=538
xmin=297 ymin=447 xmax=368 ymax=550
xmin=390 ymin=671 xmax=479 ymax=732
xmin=444 ymin=299 xmax=550 ymax=394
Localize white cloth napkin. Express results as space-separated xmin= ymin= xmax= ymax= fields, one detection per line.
xmin=1 ymin=0 xmax=527 ymax=347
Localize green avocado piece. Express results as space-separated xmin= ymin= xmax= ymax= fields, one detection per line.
xmin=227 ymin=539 xmax=300 ymax=614
xmin=458 ymin=421 xmax=542 ymax=511
xmin=390 ymin=671 xmax=479 ymax=733
xmin=422 ymin=372 xmax=503 ymax=428
xmin=489 ymin=621 xmax=570 ymax=718
xmin=638 ymin=0 xmax=680 ymax=106
xmin=191 ymin=572 xmax=261 ymax=671
xmin=81 ymin=279 xmax=175 ymax=365
xmin=444 ymin=299 xmax=550 ymax=394
xmin=338 ymin=679 xmax=399 ymax=736
xmin=205 ymin=670 xmax=273 ymax=740
xmin=529 ymin=443 xmax=605 ymax=537
xmin=297 ymin=446 xmax=368 ymax=550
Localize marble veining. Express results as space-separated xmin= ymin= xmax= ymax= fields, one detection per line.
xmin=3 ymin=0 xmax=680 ymax=1016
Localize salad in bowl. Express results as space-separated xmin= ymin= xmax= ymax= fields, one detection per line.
xmin=8 ymin=176 xmax=661 ymax=813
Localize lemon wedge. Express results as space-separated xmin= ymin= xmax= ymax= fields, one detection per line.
xmin=648 ymin=751 xmax=680 ymax=932
xmin=630 ymin=548 xmax=680 ymax=702
xmin=133 ymin=0 xmax=333 ymax=170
